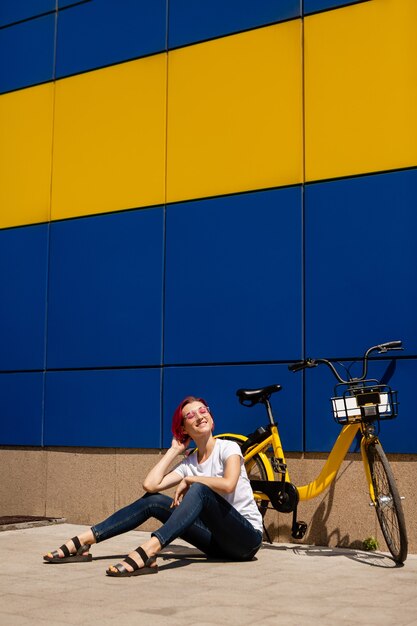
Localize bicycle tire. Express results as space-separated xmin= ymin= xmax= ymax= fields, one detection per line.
xmin=215 ymin=434 xmax=271 ymax=517
xmin=365 ymin=441 xmax=408 ymax=563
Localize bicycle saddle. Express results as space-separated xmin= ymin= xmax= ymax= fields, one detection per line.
xmin=236 ymin=384 xmax=282 ymax=406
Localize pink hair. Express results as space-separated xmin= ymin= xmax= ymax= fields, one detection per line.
xmin=171 ymin=396 xmax=214 ymax=442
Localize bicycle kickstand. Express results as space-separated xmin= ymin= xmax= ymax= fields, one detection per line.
xmin=263 ymin=520 xmax=273 ymax=544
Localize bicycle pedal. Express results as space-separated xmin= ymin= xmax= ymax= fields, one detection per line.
xmin=271 ymin=457 xmax=287 ymax=474
xmin=291 ymin=521 xmax=308 ymax=539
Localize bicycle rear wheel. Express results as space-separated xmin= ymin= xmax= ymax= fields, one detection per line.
xmin=365 ymin=441 xmax=408 ymax=563
xmin=215 ymin=434 xmax=271 ymax=517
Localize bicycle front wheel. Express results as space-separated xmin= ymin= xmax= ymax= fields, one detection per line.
xmin=365 ymin=441 xmax=408 ymax=563
xmin=215 ymin=434 xmax=272 ymax=517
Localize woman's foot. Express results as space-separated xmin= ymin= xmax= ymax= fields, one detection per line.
xmin=106 ymin=537 xmax=160 ymax=577
xmin=43 ymin=531 xmax=95 ymax=563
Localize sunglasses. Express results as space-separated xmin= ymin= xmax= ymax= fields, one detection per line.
xmin=183 ymin=406 xmax=211 ymax=422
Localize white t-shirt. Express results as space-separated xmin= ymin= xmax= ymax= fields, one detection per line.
xmin=174 ymin=439 xmax=263 ymax=533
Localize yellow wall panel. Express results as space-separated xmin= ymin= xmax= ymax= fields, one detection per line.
xmin=166 ymin=22 xmax=303 ymax=203
xmin=305 ymin=0 xmax=417 ymax=181
xmin=0 ymin=84 xmax=53 ymax=229
xmin=51 ymin=55 xmax=167 ymax=220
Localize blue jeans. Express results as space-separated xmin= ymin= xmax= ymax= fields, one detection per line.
xmin=91 ymin=483 xmax=263 ymax=561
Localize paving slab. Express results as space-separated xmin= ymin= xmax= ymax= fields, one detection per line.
xmin=0 ymin=524 xmax=416 ymax=626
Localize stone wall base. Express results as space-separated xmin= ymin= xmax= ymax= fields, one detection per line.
xmin=1 ymin=447 xmax=415 ymax=553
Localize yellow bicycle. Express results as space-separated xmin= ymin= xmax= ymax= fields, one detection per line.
xmin=217 ymin=341 xmax=408 ymax=564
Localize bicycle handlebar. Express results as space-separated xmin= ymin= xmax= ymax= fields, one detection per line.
xmin=288 ymin=340 xmax=403 ymax=383
xmin=374 ymin=340 xmax=403 ymax=352
xmin=288 ymin=359 xmax=316 ymax=373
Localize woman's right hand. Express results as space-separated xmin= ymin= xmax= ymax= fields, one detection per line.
xmin=170 ymin=436 xmax=191 ymax=455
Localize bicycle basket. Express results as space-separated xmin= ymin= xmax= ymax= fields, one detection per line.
xmin=331 ymin=381 xmax=398 ymax=425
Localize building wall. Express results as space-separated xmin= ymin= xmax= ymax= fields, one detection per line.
xmin=1 ymin=0 xmax=416 ymax=549
xmin=1 ymin=446 xmax=416 ymax=553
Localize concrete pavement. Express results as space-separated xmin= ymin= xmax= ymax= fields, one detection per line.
xmin=0 ymin=523 xmax=416 ymax=626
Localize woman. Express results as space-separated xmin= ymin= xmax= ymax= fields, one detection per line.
xmin=44 ymin=396 xmax=263 ymax=577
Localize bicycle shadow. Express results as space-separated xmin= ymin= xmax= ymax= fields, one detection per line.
xmin=266 ymin=468 xmax=403 ymax=568
xmin=261 ymin=542 xmax=402 ymax=568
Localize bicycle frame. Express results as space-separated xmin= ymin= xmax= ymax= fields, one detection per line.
xmin=220 ymin=420 xmax=378 ymax=504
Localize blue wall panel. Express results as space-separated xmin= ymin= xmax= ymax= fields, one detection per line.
xmin=162 ymin=363 xmax=303 ymax=449
xmin=1 ymin=2 xmax=415 ymax=456
xmin=305 ymin=169 xmax=417 ymax=358
xmin=164 ymin=188 xmax=302 ymax=365
xmin=305 ymin=357 xmax=417 ymax=453
xmin=0 ymin=14 xmax=55 ymax=93
xmin=303 ymin=0 xmax=370 ymax=15
xmin=0 ymin=1 xmax=55 ymax=27
xmin=168 ymin=0 xmax=301 ymax=49
xmin=55 ymin=0 xmax=167 ymax=78
xmin=0 ymin=225 xmax=48 ymax=371
xmin=47 ymin=208 xmax=164 ymax=369
xmin=58 ymin=1 xmax=87 ymax=7
xmin=0 ymin=372 xmax=44 ymax=445
xmin=44 ymin=368 xmax=161 ymax=447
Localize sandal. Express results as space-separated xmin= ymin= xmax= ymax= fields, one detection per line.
xmin=43 ymin=536 xmax=92 ymax=563
xmin=106 ymin=546 xmax=158 ymax=577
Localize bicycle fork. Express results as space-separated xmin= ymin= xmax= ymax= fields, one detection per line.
xmin=360 ymin=424 xmax=380 ymax=505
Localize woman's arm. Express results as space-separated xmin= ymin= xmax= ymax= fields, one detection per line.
xmin=172 ymin=454 xmax=241 ymax=506
xmin=143 ymin=437 xmax=190 ymax=493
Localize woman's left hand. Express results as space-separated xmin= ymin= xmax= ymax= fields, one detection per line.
xmin=171 ymin=478 xmax=191 ymax=507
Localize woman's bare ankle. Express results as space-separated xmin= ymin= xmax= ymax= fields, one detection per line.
xmin=78 ymin=530 xmax=96 ymax=546
xmin=141 ymin=536 xmax=162 ymax=558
